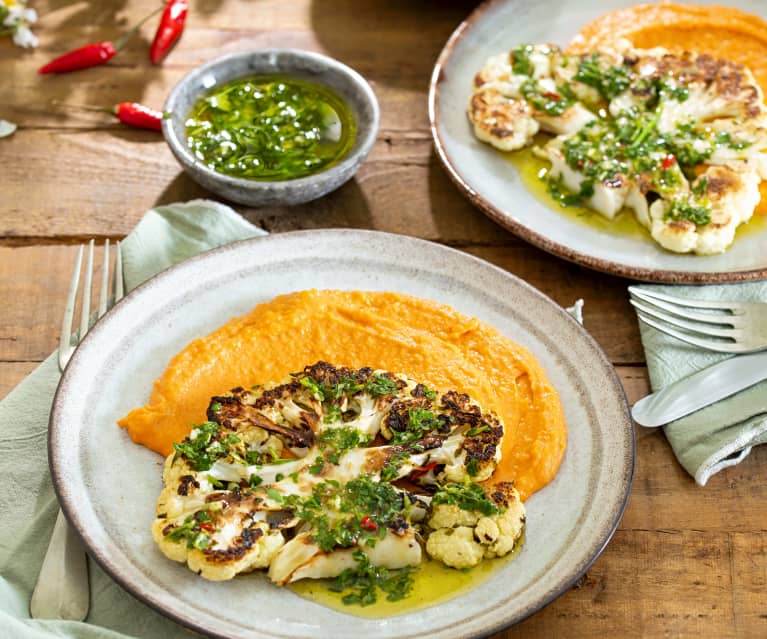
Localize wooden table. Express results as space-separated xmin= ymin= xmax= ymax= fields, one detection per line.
xmin=2 ymin=2 xmax=765 ymax=637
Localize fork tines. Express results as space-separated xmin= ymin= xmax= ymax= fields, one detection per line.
xmin=628 ymin=286 xmax=766 ymax=354
xmin=58 ymin=239 xmax=124 ymax=372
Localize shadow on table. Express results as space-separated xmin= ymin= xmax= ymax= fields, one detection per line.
xmin=33 ymin=1 xmax=168 ymax=107
xmin=153 ymin=171 xmax=375 ymax=235
xmin=426 ymin=145 xmax=517 ymax=244
xmin=309 ymin=0 xmax=479 ymax=90
xmin=154 ymin=171 xmax=214 ymax=207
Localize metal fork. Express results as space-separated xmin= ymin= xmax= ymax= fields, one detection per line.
xmin=30 ymin=239 xmax=124 ymax=620
xmin=628 ymin=286 xmax=767 ymax=354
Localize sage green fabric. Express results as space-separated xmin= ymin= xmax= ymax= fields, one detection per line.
xmin=636 ymin=281 xmax=767 ymax=485
xmin=0 ymin=200 xmax=265 ymax=638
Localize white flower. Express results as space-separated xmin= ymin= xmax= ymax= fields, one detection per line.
xmin=0 ymin=120 xmax=17 ymax=138
xmin=1 ymin=1 xmax=38 ymax=48
xmin=12 ymin=23 xmax=36 ymax=47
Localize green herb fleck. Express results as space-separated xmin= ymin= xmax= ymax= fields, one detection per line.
xmin=432 ymin=481 xmax=501 ymax=517
xmin=172 ymin=422 xmax=234 ymax=471
xmin=365 ymin=375 xmax=399 ymax=397
xmin=330 ymin=550 xmax=414 ymax=606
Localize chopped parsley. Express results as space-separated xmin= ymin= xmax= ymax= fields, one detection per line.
xmin=330 ymin=549 xmax=414 ymax=606
xmin=544 ymin=173 xmax=583 ymax=208
xmin=665 ymin=196 xmax=712 ymax=226
xmin=165 ymin=510 xmax=214 ymax=549
xmin=381 ymin=451 xmax=410 ymax=482
xmin=575 ymin=52 xmax=630 ymax=100
xmin=389 ymin=408 xmax=440 ymax=445
xmin=510 ymin=44 xmax=535 ymax=76
xmin=365 ymin=374 xmax=399 ymax=397
xmin=431 ymin=481 xmax=501 ymax=517
xmin=521 ymin=79 xmax=574 ymax=116
xmin=284 ymin=476 xmax=405 ymax=553
xmin=172 ymin=422 xmax=238 ymax=471
xmin=318 ymin=426 xmax=372 ymax=464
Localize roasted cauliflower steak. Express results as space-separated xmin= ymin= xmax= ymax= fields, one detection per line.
xmin=469 ymin=42 xmax=767 ymax=255
xmin=152 ymin=362 xmax=520 ymax=593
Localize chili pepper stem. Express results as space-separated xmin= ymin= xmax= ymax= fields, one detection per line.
xmin=114 ymin=7 xmax=163 ymax=51
xmin=51 ymin=100 xmax=113 ymax=115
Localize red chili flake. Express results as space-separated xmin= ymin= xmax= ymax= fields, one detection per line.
xmin=661 ymin=154 xmax=676 ymax=170
xmin=360 ymin=515 xmax=377 ymax=531
xmin=410 ymin=462 xmax=438 ymax=479
xmin=543 ymin=91 xmax=561 ymax=100
xmin=199 ymin=522 xmax=214 ymax=532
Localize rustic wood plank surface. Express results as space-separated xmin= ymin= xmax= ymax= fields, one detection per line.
xmin=1 ymin=1 xmax=764 ymax=638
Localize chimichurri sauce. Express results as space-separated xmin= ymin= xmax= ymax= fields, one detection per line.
xmin=185 ymin=75 xmax=357 ymax=181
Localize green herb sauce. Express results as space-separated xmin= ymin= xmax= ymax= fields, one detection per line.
xmin=185 ymin=75 xmax=357 ymax=181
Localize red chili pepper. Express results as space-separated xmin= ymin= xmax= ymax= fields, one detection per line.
xmin=115 ymin=102 xmax=164 ymax=131
xmin=150 ymin=0 xmax=188 ymax=64
xmin=38 ymin=42 xmax=118 ymax=74
xmin=199 ymin=522 xmax=214 ymax=532
xmin=543 ymin=91 xmax=562 ymax=100
xmin=52 ymin=100 xmax=164 ymax=132
xmin=410 ymin=462 xmax=438 ymax=479
xmin=661 ymin=154 xmax=676 ymax=170
xmin=360 ymin=515 xmax=377 ymax=531
xmin=39 ymin=8 xmax=161 ymax=74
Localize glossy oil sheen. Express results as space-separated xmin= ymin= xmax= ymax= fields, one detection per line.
xmin=508 ymin=142 xmax=767 ymax=242
xmin=186 ymin=75 xmax=357 ymax=181
xmin=288 ymin=543 xmax=523 ymax=619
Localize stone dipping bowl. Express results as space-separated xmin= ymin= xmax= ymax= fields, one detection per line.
xmin=163 ymin=49 xmax=380 ymax=207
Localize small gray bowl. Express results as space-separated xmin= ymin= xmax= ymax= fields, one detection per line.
xmin=163 ymin=49 xmax=380 ymax=207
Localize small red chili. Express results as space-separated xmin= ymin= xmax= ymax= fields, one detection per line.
xmin=360 ymin=515 xmax=377 ymax=531
xmin=199 ymin=522 xmax=214 ymax=532
xmin=150 ymin=0 xmax=188 ymax=64
xmin=39 ymin=8 xmax=161 ymax=74
xmin=543 ymin=91 xmax=561 ymax=100
xmin=661 ymin=154 xmax=676 ymax=170
xmin=410 ymin=462 xmax=438 ymax=479
xmin=53 ymin=100 xmax=164 ymax=132
xmin=115 ymin=102 xmax=164 ymax=131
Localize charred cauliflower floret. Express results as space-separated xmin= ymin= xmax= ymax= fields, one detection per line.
xmin=425 ymin=481 xmax=525 ymax=569
xmin=153 ymin=362 xmax=513 ymax=604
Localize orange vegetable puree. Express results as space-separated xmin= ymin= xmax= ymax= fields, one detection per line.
xmin=118 ymin=290 xmax=566 ymax=501
xmin=570 ymin=2 xmax=767 ymax=215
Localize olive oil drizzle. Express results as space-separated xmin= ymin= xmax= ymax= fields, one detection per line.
xmin=185 ymin=75 xmax=356 ymax=181
xmin=288 ymin=538 xmax=524 ymax=618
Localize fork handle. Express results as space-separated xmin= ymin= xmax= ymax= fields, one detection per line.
xmin=30 ymin=509 xmax=89 ymax=620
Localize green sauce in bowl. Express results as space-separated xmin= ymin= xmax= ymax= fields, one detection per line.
xmin=185 ymin=75 xmax=357 ymax=181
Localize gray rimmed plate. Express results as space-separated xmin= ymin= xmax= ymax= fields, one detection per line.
xmin=49 ymin=230 xmax=633 ymax=638
xmin=429 ymin=0 xmax=767 ymax=283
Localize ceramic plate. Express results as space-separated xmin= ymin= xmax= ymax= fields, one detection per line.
xmin=430 ymin=0 xmax=767 ymax=283
xmin=50 ymin=230 xmax=633 ymax=638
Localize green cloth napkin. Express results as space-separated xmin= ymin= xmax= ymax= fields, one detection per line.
xmin=0 ymin=200 xmax=265 ymax=639
xmin=636 ymin=281 xmax=767 ymax=486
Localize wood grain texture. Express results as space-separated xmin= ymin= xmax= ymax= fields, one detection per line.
xmin=2 ymin=1 xmax=765 ymax=637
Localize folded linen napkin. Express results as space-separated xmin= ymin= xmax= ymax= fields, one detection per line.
xmin=635 ymin=281 xmax=767 ymax=486
xmin=0 ymin=200 xmax=265 ymax=639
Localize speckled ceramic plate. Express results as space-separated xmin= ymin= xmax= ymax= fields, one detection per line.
xmin=50 ymin=230 xmax=633 ymax=639
xmin=430 ymin=0 xmax=767 ymax=283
